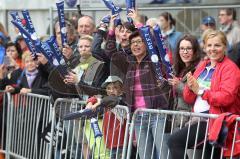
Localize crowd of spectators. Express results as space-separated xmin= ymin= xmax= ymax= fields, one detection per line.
xmin=0 ymin=7 xmax=240 ymax=159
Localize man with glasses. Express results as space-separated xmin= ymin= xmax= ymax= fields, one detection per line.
xmin=218 ymin=8 xmax=240 ymax=67
xmin=218 ymin=8 xmax=240 ymax=49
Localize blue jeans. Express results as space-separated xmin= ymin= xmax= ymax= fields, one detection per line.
xmin=134 ymin=113 xmax=170 ymax=159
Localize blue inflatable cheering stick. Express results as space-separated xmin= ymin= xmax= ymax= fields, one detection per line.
xmin=139 ymin=26 xmax=165 ymax=81
xmin=11 ymin=20 xmax=56 ymax=65
xmin=153 ymin=25 xmax=173 ymax=79
xmin=63 ymin=96 xmax=119 ymax=138
xmin=22 ymin=10 xmax=37 ymax=34
xmin=126 ymin=0 xmax=135 ymax=23
xmin=102 ymin=0 xmax=122 ymax=26
xmin=10 ymin=11 xmax=37 ymax=59
xmin=56 ymin=0 xmax=68 ymax=47
xmin=45 ymin=36 xmax=66 ymax=65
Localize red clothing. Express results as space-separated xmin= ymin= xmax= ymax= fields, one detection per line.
xmin=16 ymin=58 xmax=23 ymax=69
xmin=208 ymin=113 xmax=240 ymax=157
xmin=183 ymin=57 xmax=240 ymax=156
xmin=103 ymin=111 xmax=126 ymax=149
xmin=183 ymin=57 xmax=240 ymax=115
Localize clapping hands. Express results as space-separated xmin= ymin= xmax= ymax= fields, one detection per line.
xmin=186 ymin=72 xmax=199 ymax=94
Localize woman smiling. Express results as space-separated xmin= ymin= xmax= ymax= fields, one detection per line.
xmin=168 ymin=30 xmax=240 ymax=159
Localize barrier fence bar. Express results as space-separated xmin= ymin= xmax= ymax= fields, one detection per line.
xmin=0 ymin=91 xmax=10 ymax=159
xmin=126 ymin=108 xmax=222 ymax=159
xmin=230 ymin=117 xmax=240 ymax=159
xmin=49 ymin=98 xmax=86 ymax=159
xmin=49 ymin=98 xmax=130 ymax=159
xmin=6 ymin=93 xmax=52 ymax=159
xmin=2 ymin=94 xmax=240 ymax=159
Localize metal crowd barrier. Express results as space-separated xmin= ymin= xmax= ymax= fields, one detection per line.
xmin=126 ymin=108 xmax=231 ymax=159
xmin=231 ymin=117 xmax=240 ymax=159
xmin=1 ymin=94 xmax=240 ymax=159
xmin=49 ymin=98 xmax=130 ymax=159
xmin=1 ymin=93 xmax=52 ymax=159
xmin=0 ymin=91 xmax=10 ymax=158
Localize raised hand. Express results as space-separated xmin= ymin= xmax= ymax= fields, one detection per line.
xmin=127 ymin=9 xmax=141 ymax=26
xmin=98 ymin=14 xmax=111 ymax=31
xmin=36 ymin=53 xmax=48 ymax=65
xmin=86 ymin=96 xmax=101 ymax=111
xmin=0 ymin=64 xmax=7 ymax=79
xmin=62 ymin=45 xmax=73 ymax=60
xmin=8 ymin=56 xmax=18 ymax=69
xmin=109 ymin=14 xmax=119 ymax=31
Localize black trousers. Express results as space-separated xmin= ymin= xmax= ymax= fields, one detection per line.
xmin=167 ymin=121 xmax=221 ymax=159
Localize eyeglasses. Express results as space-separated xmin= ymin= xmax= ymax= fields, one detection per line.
xmin=179 ymin=47 xmax=193 ymax=52
xmin=130 ymin=40 xmax=144 ymax=45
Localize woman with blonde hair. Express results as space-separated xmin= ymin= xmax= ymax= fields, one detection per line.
xmin=64 ymin=35 xmax=107 ymax=87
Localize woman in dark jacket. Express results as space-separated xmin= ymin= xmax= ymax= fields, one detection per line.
xmin=5 ymin=54 xmax=49 ymax=95
xmin=104 ymin=13 xmax=173 ymax=158
xmin=168 ymin=34 xmax=202 ymax=127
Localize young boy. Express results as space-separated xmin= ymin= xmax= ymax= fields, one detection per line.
xmin=85 ymin=75 xmax=126 ymax=159
xmin=102 ymin=76 xmax=126 ymax=159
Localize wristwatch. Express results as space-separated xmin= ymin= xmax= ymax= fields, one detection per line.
xmin=197 ymin=89 xmax=205 ymax=96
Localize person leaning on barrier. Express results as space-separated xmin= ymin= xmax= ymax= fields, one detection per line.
xmin=100 ymin=76 xmax=126 ymax=159
xmin=103 ymin=9 xmax=174 ymax=159
xmin=167 ymin=30 xmax=240 ymax=159
xmin=168 ymin=34 xmax=202 ymax=128
xmin=72 ymin=75 xmax=136 ymax=159
xmin=75 ymin=76 xmax=126 ymax=159
xmin=4 ymin=54 xmax=49 ymax=95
